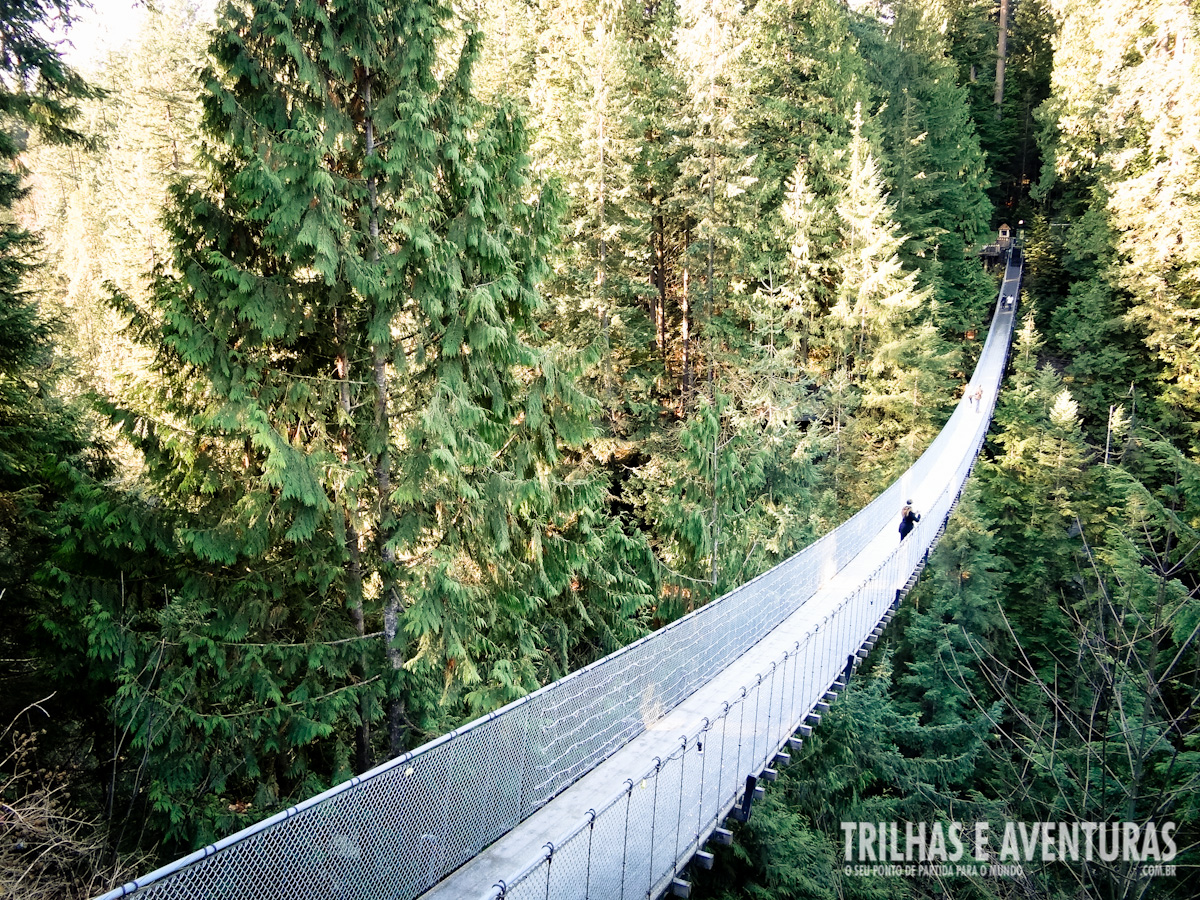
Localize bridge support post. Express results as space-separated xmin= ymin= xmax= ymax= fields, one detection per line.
xmin=730 ymin=775 xmax=758 ymax=822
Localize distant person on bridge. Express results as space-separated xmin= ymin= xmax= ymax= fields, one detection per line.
xmin=972 ymin=386 xmax=983 ymax=411
xmin=899 ymin=501 xmax=920 ymax=541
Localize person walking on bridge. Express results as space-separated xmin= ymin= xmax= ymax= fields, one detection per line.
xmin=899 ymin=501 xmax=920 ymax=541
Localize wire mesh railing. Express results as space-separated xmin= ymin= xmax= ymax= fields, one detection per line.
xmin=98 ymin=262 xmax=1020 ymax=900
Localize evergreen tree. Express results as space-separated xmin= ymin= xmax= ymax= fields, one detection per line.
xmin=970 ymin=336 xmax=1200 ymax=896
xmin=939 ymin=0 xmax=998 ymax=124
xmin=0 ymin=0 xmax=101 ymax=715
xmin=975 ymin=314 xmax=1094 ymax=675
xmin=472 ymin=0 xmax=539 ymax=105
xmin=939 ymin=0 xmax=1053 ymax=211
xmin=826 ymin=106 xmax=927 ymax=376
xmin=509 ymin=0 xmax=663 ymax=422
xmin=891 ymin=489 xmax=1005 ymax=769
xmin=624 ymin=0 xmax=693 ymax=407
xmin=25 ymin=0 xmax=208 ymax=404
xmin=766 ymin=161 xmax=833 ymax=368
xmin=993 ymin=0 xmax=1053 ymax=209
xmin=1044 ymin=200 xmax=1154 ymax=433
xmin=1036 ymin=0 xmax=1198 ymax=443
xmin=0 ymin=1 xmax=136 ymax=892
xmin=736 ymin=0 xmax=869 ymax=292
xmin=674 ymin=0 xmax=754 ymax=401
xmin=854 ymin=0 xmax=996 ymax=336
xmin=821 ymin=106 xmax=957 ymax=492
xmin=68 ymin=0 xmax=648 ymax=849
xmin=637 ymin=391 xmax=763 ymax=605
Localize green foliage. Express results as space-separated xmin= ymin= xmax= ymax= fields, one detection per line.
xmin=973 ymin=316 xmax=1095 ymax=675
xmin=0 ymin=0 xmax=136 ymax=890
xmin=10 ymin=0 xmax=1198 ymax=889
xmin=43 ymin=0 xmax=654 ymax=850
xmin=989 ymin=0 xmax=1055 ymax=210
xmin=818 ymin=108 xmax=960 ymax=493
xmin=969 ymin=427 xmax=1200 ymax=897
xmin=635 ymin=387 xmax=816 ymax=611
xmin=0 ymin=0 xmax=101 ymax=148
xmin=1035 ymin=0 xmax=1200 ymax=446
xmin=26 ymin=0 xmax=207 ymax=404
xmin=698 ymin=646 xmax=1003 ymax=900
xmin=696 ymin=672 xmax=905 ymax=900
xmin=699 ymin=414 xmax=1200 ymax=899
xmin=854 ymin=0 xmax=996 ymax=336
xmin=738 ymin=0 xmax=870 ymax=243
xmin=1044 ymin=201 xmax=1155 ymax=432
xmin=938 ymin=0 xmax=1054 ymax=212
xmin=0 ymin=0 xmax=103 ymax=716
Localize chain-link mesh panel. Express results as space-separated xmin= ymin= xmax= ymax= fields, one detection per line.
xmin=585 ymin=787 xmax=632 ymax=898
xmin=622 ymin=772 xmax=659 ymax=898
xmin=543 ymin=827 xmax=591 ymax=900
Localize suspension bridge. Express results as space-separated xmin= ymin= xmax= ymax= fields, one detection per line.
xmin=98 ymin=257 xmax=1023 ymax=900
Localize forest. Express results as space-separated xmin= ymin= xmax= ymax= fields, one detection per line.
xmin=1 ymin=0 xmax=1197 ymax=896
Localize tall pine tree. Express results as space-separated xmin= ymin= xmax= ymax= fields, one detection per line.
xmin=0 ymin=0 xmax=101 ymax=716
xmin=79 ymin=0 xmax=647 ymax=849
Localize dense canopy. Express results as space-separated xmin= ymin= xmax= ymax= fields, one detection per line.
xmin=1 ymin=0 xmax=1196 ymax=896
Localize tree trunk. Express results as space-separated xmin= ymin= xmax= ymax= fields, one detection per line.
xmin=682 ymin=226 xmax=693 ymax=406
xmin=362 ymin=69 xmax=406 ymax=758
xmin=375 ymin=349 xmax=405 ymax=757
xmin=654 ymin=208 xmax=667 ymax=359
xmin=707 ymin=142 xmax=715 ymax=393
xmin=994 ymin=0 xmax=1010 ymax=118
xmin=598 ymin=97 xmax=610 ymax=397
xmin=335 ymin=307 xmax=372 ymax=774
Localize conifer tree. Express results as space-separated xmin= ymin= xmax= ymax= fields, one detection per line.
xmin=0 ymin=0 xmax=101 ymax=714
xmin=674 ymin=0 xmax=753 ymax=401
xmin=509 ymin=0 xmax=662 ymax=420
xmin=632 ymin=378 xmax=820 ymax=610
xmin=890 ymin=490 xmax=1006 ymax=781
xmin=976 ymin=315 xmax=1095 ymax=675
xmin=826 ymin=106 xmax=928 ymax=375
xmin=0 ymin=4 xmax=142 ymax=888
xmin=939 ymin=0 xmax=1052 ymax=210
xmin=1044 ymin=0 xmax=1200 ymax=444
xmin=82 ymin=0 xmax=646 ymax=847
xmin=626 ymin=0 xmax=695 ymax=404
xmin=711 ymin=162 xmax=830 ymax=570
xmin=26 ymin=0 xmax=207 ymax=403
xmin=1044 ymin=201 xmax=1154 ymax=432
xmin=769 ymin=161 xmax=833 ymax=367
xmin=737 ymin=0 xmax=870 ymax=286
xmin=854 ymin=0 xmax=995 ymax=336
xmin=939 ymin=0 xmax=998 ymax=124
xmin=968 ymin=333 xmax=1200 ymax=896
xmin=472 ymin=0 xmax=539 ymax=104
